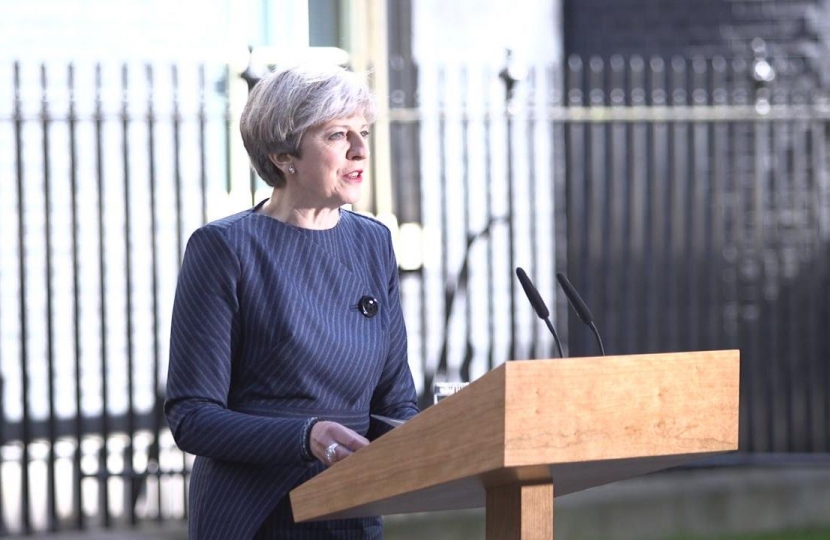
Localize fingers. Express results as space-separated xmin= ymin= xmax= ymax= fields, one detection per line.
xmin=309 ymin=421 xmax=370 ymax=465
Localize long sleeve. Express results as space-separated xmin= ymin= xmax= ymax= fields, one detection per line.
xmin=164 ymin=225 xmax=312 ymax=466
xmin=368 ymin=232 xmax=419 ymax=439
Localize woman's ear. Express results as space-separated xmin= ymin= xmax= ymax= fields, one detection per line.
xmin=268 ymin=153 xmax=293 ymax=174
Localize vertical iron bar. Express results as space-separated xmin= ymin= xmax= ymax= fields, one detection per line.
xmin=792 ymin=115 xmax=810 ymax=451
xmin=14 ymin=59 xmax=32 ymax=537
xmin=120 ymin=63 xmax=137 ymax=525
xmin=813 ymin=119 xmax=830 ymax=451
xmin=647 ymin=57 xmax=667 ymax=353
xmin=438 ymin=67 xmax=449 ymax=376
xmin=769 ymin=92 xmax=782 ymax=452
xmin=735 ymin=108 xmax=752 ymax=451
xmin=665 ymin=103 xmax=677 ymax=352
xmin=460 ymin=67 xmax=473 ymax=380
xmin=599 ymin=58 xmax=613 ymax=356
xmin=645 ymin=107 xmax=656 ymax=354
xmin=782 ymin=114 xmax=798 ymax=452
xmin=177 ymin=67 xmax=190 ymax=514
xmin=223 ymin=65 xmax=233 ymax=196
xmin=565 ymin=56 xmax=585 ymax=355
xmin=526 ymin=69 xmax=540 ymax=359
xmin=752 ymin=116 xmax=770 ymax=453
xmin=40 ymin=61 xmax=59 ymax=533
xmin=418 ymin=103 xmax=430 ymax=402
xmin=710 ymin=57 xmax=728 ymax=354
xmin=67 ymin=62 xmax=85 ymax=531
xmin=766 ymin=116 xmax=779 ymax=453
xmin=632 ymin=113 xmax=648 ymax=354
xmin=627 ymin=56 xmax=647 ymax=355
xmin=798 ymin=114 xmax=812 ymax=453
xmin=505 ymin=79 xmax=517 ymax=362
xmin=586 ymin=57 xmax=604 ymax=357
xmin=550 ymin=64 xmax=568 ymax=359
xmin=199 ymin=65 xmax=208 ymax=226
xmin=608 ymin=56 xmax=626 ymax=356
xmin=94 ymin=62 xmax=112 ymax=527
xmin=146 ymin=63 xmax=161 ymax=521
xmin=484 ymin=69 xmax=495 ymax=372
xmin=724 ymin=61 xmax=750 ymax=449
xmin=668 ymin=57 xmax=685 ymax=353
xmin=249 ymin=164 xmax=257 ymax=206
xmin=173 ymin=65 xmax=185 ymax=258
xmin=684 ymin=60 xmax=696 ymax=353
xmin=689 ymin=58 xmax=707 ymax=351
xmin=173 ymin=66 xmax=188 ymax=269
xmin=733 ymin=121 xmax=754 ymax=451
xmin=785 ymin=119 xmax=796 ymax=450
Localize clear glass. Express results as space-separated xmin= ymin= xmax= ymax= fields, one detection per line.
xmin=432 ymin=382 xmax=469 ymax=404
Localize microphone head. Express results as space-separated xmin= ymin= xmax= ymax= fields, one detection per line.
xmin=515 ymin=267 xmax=550 ymax=320
xmin=556 ymin=272 xmax=594 ymax=324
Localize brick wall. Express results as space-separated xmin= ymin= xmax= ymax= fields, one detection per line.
xmin=563 ymin=0 xmax=830 ymax=91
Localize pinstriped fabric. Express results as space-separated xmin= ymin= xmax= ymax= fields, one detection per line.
xmin=165 ymin=205 xmax=418 ymax=539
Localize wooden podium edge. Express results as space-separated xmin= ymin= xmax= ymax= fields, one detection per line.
xmin=291 ymin=349 xmax=740 ymax=527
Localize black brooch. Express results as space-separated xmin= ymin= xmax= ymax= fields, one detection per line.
xmin=358 ymin=296 xmax=379 ymax=318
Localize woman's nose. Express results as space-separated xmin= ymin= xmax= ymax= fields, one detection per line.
xmin=347 ymin=132 xmax=368 ymax=159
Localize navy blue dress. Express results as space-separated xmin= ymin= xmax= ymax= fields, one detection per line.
xmin=165 ymin=204 xmax=419 ymax=539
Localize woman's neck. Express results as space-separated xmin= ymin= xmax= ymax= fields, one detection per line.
xmin=258 ymin=190 xmax=340 ymax=230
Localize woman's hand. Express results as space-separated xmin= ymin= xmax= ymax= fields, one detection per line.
xmin=309 ymin=421 xmax=370 ymax=465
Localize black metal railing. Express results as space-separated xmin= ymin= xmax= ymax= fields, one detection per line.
xmin=0 ymin=60 xmax=229 ymax=534
xmin=396 ymin=56 xmax=830 ymax=456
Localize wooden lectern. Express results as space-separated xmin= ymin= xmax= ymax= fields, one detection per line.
xmin=291 ymin=350 xmax=740 ymax=539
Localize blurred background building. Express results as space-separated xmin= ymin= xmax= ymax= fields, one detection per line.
xmin=1 ymin=0 xmax=830 ymax=538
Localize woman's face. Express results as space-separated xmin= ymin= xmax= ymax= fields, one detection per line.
xmin=292 ymin=115 xmax=370 ymax=209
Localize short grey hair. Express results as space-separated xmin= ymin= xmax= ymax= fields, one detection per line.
xmin=239 ymin=64 xmax=377 ymax=188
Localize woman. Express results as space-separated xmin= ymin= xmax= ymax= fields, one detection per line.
xmin=165 ymin=64 xmax=419 ymax=539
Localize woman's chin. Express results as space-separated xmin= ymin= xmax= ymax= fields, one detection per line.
xmin=338 ymin=187 xmax=364 ymax=206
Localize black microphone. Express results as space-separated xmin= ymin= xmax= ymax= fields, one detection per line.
xmin=515 ymin=267 xmax=564 ymax=358
xmin=555 ymin=272 xmax=606 ymax=356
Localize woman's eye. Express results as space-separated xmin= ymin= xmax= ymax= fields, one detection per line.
xmin=361 ymin=130 xmax=371 ymax=139
xmin=329 ymin=132 xmax=345 ymax=140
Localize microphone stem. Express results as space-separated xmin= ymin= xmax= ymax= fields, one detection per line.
xmin=544 ymin=318 xmax=564 ymax=358
xmin=589 ymin=321 xmax=605 ymax=356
